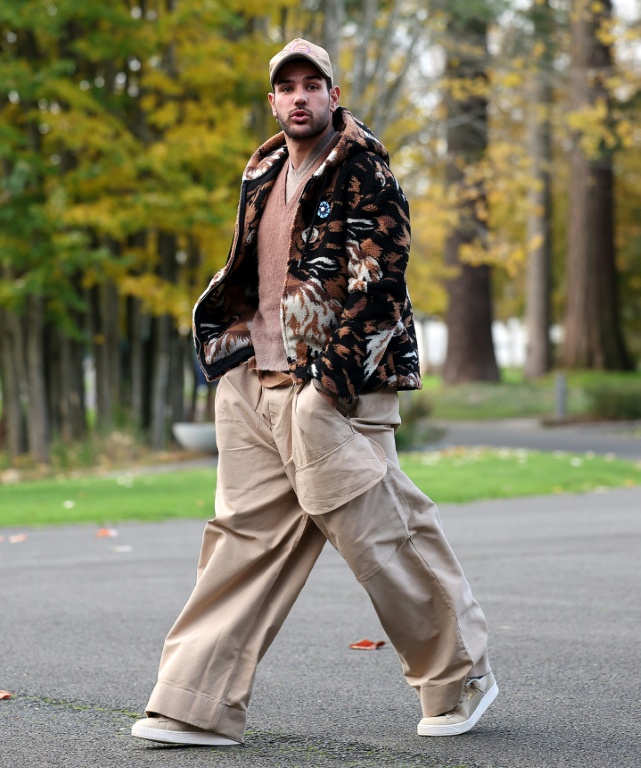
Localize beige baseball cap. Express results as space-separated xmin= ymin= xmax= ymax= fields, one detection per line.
xmin=269 ymin=38 xmax=333 ymax=88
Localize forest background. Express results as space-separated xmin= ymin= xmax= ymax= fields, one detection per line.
xmin=0 ymin=0 xmax=640 ymax=465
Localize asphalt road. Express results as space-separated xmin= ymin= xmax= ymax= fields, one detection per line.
xmin=2 ymin=477 xmax=640 ymax=768
xmin=2 ymin=420 xmax=640 ymax=767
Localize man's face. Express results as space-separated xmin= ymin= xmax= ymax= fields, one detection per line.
xmin=268 ymin=60 xmax=340 ymax=143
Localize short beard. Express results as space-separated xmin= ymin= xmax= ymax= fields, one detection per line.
xmin=275 ymin=105 xmax=331 ymax=141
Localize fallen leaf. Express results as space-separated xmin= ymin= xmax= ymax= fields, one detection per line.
xmin=95 ymin=528 xmax=118 ymax=538
xmin=0 ymin=691 xmax=12 ymax=700
xmin=9 ymin=534 xmax=27 ymax=544
xmin=349 ymin=639 xmax=386 ymax=650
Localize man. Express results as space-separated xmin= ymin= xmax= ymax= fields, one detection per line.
xmin=132 ymin=38 xmax=498 ymax=748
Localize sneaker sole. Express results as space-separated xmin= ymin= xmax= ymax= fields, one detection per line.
xmin=417 ymin=681 xmax=499 ymax=737
xmin=131 ymin=724 xmax=240 ymax=746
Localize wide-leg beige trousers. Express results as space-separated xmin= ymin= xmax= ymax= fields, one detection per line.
xmin=146 ymin=361 xmax=490 ymax=742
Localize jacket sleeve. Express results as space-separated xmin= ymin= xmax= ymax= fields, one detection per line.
xmin=310 ymin=158 xmax=412 ymax=402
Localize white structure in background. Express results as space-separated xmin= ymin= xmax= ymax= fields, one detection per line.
xmin=414 ymin=317 xmax=562 ymax=373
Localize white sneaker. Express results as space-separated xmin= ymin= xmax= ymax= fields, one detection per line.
xmin=417 ymin=672 xmax=498 ymax=736
xmin=131 ymin=715 xmax=241 ymax=746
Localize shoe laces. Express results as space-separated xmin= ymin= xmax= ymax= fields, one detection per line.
xmin=443 ymin=677 xmax=486 ymax=715
xmin=463 ymin=677 xmax=484 ymax=701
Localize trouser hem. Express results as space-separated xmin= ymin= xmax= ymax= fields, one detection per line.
xmin=146 ymin=681 xmax=247 ymax=743
xmin=419 ymin=679 xmax=466 ymax=718
xmin=419 ymin=662 xmax=492 ymax=718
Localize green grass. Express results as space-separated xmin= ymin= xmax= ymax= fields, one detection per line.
xmin=1 ymin=449 xmax=639 ymax=529
xmin=0 ymin=468 xmax=217 ymax=529
xmin=399 ymin=447 xmax=640 ymax=504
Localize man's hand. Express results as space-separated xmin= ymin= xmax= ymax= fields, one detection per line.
xmin=313 ymin=380 xmax=339 ymax=408
xmin=316 ymin=388 xmax=339 ymax=408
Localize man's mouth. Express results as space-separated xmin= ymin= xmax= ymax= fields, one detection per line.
xmin=290 ymin=110 xmax=310 ymax=122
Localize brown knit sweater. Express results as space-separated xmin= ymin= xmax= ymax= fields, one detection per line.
xmin=252 ymin=133 xmax=339 ymax=371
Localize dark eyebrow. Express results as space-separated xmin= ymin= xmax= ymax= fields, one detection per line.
xmin=275 ymin=74 xmax=323 ymax=86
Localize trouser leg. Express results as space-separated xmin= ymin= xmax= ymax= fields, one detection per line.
xmin=294 ymin=385 xmax=490 ymax=719
xmin=146 ymin=364 xmax=325 ymax=742
xmin=313 ymin=472 xmax=489 ymax=718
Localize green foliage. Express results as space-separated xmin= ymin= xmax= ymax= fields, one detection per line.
xmin=395 ymin=390 xmax=441 ymax=450
xmin=426 ymin=376 xmax=580 ymax=420
xmin=0 ymin=0 xmax=288 ymax=327
xmin=421 ymin=370 xmax=641 ymax=421
xmin=2 ymin=0 xmax=641 ymax=461
xmin=0 ymin=0 xmax=295 ymax=459
xmin=584 ymin=379 xmax=641 ymax=421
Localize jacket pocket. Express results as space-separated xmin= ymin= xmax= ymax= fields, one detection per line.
xmin=292 ymin=382 xmax=387 ymax=515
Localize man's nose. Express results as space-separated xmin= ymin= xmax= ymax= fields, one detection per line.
xmin=293 ymin=89 xmax=307 ymax=104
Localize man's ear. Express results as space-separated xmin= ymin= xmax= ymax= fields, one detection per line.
xmin=267 ymin=91 xmax=277 ymax=117
xmin=330 ymin=85 xmax=340 ymax=112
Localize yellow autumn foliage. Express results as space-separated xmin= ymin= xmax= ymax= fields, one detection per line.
xmin=1 ymin=0 xmax=640 ymax=350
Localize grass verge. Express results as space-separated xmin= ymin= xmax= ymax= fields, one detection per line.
xmin=422 ymin=369 xmax=641 ymax=421
xmin=399 ymin=447 xmax=640 ymax=503
xmin=1 ymin=448 xmax=639 ymax=529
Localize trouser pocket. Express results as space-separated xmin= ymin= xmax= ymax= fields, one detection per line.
xmin=291 ymin=382 xmax=387 ymax=515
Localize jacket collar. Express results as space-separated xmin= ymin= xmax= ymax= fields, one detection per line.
xmin=242 ymin=107 xmax=389 ymax=183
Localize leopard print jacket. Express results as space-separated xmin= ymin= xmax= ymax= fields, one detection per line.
xmin=193 ymin=107 xmax=422 ymax=403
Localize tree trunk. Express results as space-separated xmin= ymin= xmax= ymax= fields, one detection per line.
xmin=560 ymin=0 xmax=630 ymax=369
xmin=321 ymin=0 xmax=345 ymax=86
xmin=24 ymin=295 xmax=49 ymax=463
xmin=47 ymin=327 xmax=87 ymax=443
xmin=0 ymin=309 xmax=27 ymax=458
xmin=524 ymin=0 xmax=554 ymax=379
xmin=127 ymin=295 xmax=148 ymax=429
xmin=46 ymin=329 xmax=63 ymax=438
xmin=444 ymin=262 xmax=498 ymax=383
xmin=169 ymin=331 xmax=187 ymax=426
xmin=349 ymin=0 xmax=376 ymax=111
xmin=150 ymin=315 xmax=171 ymax=450
xmin=68 ymin=326 xmax=87 ymax=440
xmin=149 ymin=232 xmax=177 ymax=450
xmin=442 ymin=8 xmax=499 ymax=385
xmin=340 ymin=0 xmax=421 ymax=141
xmin=91 ymin=279 xmax=121 ymax=432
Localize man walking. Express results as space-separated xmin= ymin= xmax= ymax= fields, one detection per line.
xmin=132 ymin=38 xmax=497 ymax=747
